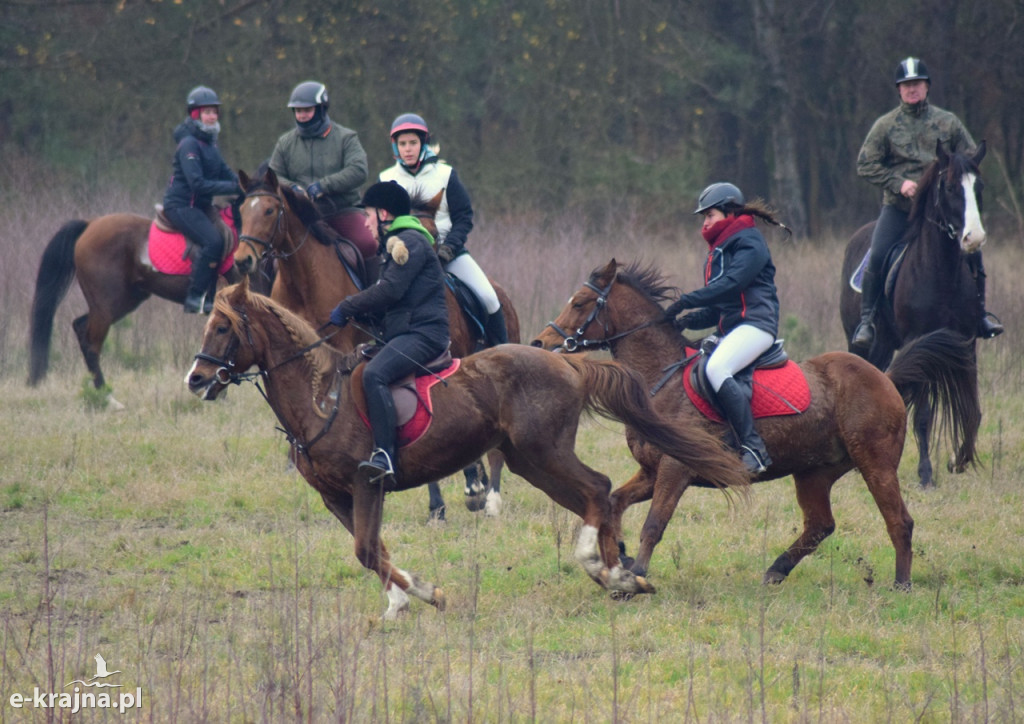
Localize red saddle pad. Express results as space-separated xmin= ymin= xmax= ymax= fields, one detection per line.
xmin=682 ymin=358 xmax=811 ymax=423
xmin=147 ymin=208 xmax=238 ymax=276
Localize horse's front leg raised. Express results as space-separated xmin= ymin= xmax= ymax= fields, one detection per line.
xmin=328 ymin=486 xmax=445 ymax=620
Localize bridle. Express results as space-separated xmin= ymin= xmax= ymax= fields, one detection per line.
xmin=192 ymin=307 xmax=345 ymax=460
xmin=237 ymin=190 xmax=310 ymax=260
xmin=543 ymin=277 xmax=656 ymax=352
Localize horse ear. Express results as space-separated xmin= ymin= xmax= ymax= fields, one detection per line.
xmin=265 ymin=166 xmax=279 ymax=188
xmin=238 ymin=169 xmax=251 ymax=190
xmin=972 ymin=140 xmax=987 ymax=166
xmin=428 ymin=188 xmax=444 ymax=212
xmin=601 ymin=259 xmax=618 ymax=278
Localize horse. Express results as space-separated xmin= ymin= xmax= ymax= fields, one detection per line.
xmin=840 ymin=141 xmax=987 ymax=487
xmin=27 ymin=207 xmax=260 ymax=406
xmin=185 ymin=279 xmax=751 ymax=618
xmin=532 ymin=259 xmax=980 ymax=589
xmin=233 ymin=167 xmax=521 ymax=520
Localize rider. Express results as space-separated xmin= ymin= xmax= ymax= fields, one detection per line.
xmin=665 ymin=182 xmax=784 ymax=475
xmin=851 ymin=56 xmax=1002 ymax=351
xmin=269 ymin=81 xmax=379 ymax=283
xmin=162 ymin=85 xmax=242 ymax=314
xmin=329 ymin=181 xmax=450 ymax=482
xmin=379 ymin=113 xmax=508 ymax=347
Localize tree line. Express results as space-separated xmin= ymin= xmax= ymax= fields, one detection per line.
xmin=2 ymin=0 xmax=1022 ymax=237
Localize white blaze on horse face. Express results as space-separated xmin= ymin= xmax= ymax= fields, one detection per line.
xmin=960 ymin=172 xmax=986 ymax=253
xmin=249 ymin=198 xmax=260 ymax=210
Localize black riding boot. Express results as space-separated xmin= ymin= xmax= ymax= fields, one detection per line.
xmin=184 ymin=261 xmax=217 ymax=314
xmin=360 ymin=387 xmax=398 ymax=484
xmin=203 ymin=274 xmax=220 ymax=314
xmin=968 ymin=253 xmax=1003 ymax=339
xmin=483 ymin=307 xmax=509 ymax=347
xmin=850 ymin=268 xmax=881 ymax=352
xmin=716 ymin=377 xmax=771 ymax=474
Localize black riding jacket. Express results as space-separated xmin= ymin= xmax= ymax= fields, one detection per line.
xmin=163 ymin=119 xmax=239 ymax=211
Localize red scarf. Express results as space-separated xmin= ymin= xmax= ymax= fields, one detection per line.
xmin=702 ymin=214 xmax=755 ymax=247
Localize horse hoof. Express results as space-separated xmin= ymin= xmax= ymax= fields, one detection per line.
xmin=431 ymin=588 xmax=446 ymax=611
xmin=484 ymin=491 xmax=502 ymax=517
xmin=464 ymin=493 xmax=487 ymax=513
xmin=428 ymin=505 xmax=447 ymax=522
xmin=762 ymin=570 xmax=787 ymax=585
xmin=894 ymin=580 xmax=912 ymax=592
xmin=610 ymin=590 xmax=635 ymax=602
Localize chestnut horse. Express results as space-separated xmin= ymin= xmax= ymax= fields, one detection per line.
xmin=185 ymin=280 xmax=750 ymax=618
xmin=533 ymin=260 xmax=980 ymax=589
xmin=27 ymin=209 xmax=254 ymax=406
xmin=233 ymin=168 xmax=520 ymax=521
xmin=841 ymin=142 xmax=987 ymax=487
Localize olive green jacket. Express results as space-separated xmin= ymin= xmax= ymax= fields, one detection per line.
xmin=856 ymin=100 xmax=976 ymax=213
xmin=269 ymin=122 xmax=368 ymax=214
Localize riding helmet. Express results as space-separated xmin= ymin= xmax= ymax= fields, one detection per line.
xmin=693 ymin=182 xmax=745 ymax=215
xmin=362 ymin=181 xmax=411 ymax=217
xmin=390 ymin=113 xmax=430 ymax=142
xmin=287 ymin=81 xmax=329 ymax=110
xmin=894 ymin=57 xmax=930 ymax=85
xmin=186 ymin=86 xmax=221 ymax=112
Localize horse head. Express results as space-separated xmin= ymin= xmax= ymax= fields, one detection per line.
xmin=532 ymin=259 xmax=682 ymax=355
xmin=921 ymin=139 xmax=987 ymax=254
xmin=186 ymin=277 xmax=262 ymax=400
xmin=235 ymin=167 xmax=321 ymax=274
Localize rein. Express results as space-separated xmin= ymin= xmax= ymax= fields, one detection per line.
xmin=238 ymin=190 xmax=311 ymax=260
xmin=193 ymin=307 xmax=348 ymax=461
xmin=925 ymin=168 xmax=964 ymax=241
xmin=544 ymin=279 xmax=656 ymax=352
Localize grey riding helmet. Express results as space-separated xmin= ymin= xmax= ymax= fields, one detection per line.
xmin=694 ymin=182 xmax=744 ymax=214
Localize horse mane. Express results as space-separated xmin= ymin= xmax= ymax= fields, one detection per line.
xmin=605 ymin=259 xmax=679 ymax=305
xmin=214 ymin=285 xmax=340 ymax=381
xmin=908 ymin=148 xmax=980 ymax=226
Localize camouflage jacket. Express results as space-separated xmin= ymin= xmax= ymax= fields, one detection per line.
xmin=856 ymin=99 xmax=976 ymax=213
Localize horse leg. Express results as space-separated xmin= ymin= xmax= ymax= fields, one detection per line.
xmin=857 ymin=460 xmax=914 ymax=590
xmin=764 ymin=470 xmax=837 ymax=584
xmin=501 ymin=445 xmax=655 ymax=595
xmin=626 ymin=458 xmax=691 ymax=578
xmin=913 ymin=399 xmax=934 ymax=488
xmin=484 ymin=449 xmax=504 ymax=517
xmin=607 ymin=459 xmax=659 ymax=570
xmin=341 ymin=485 xmax=445 ymax=620
xmin=462 ymin=460 xmax=488 ymax=512
xmin=426 ymin=481 xmax=446 ymax=521
xmin=72 ymin=314 xmax=106 ymax=390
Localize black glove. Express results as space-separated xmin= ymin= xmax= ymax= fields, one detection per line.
xmin=329 ymin=304 xmax=348 ymax=328
xmin=674 ymin=313 xmax=700 ymax=331
xmin=436 ymin=243 xmax=456 ymax=263
xmin=306 ymin=181 xmax=325 ymax=201
xmin=663 ymin=299 xmax=685 ymax=321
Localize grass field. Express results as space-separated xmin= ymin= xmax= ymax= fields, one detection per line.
xmin=1 ymin=183 xmax=1023 ymax=721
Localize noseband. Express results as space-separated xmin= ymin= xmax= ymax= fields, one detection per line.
xmin=544 ymin=278 xmax=655 ymax=352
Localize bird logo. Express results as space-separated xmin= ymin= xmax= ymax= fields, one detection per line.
xmin=65 ymin=654 xmax=123 ymax=688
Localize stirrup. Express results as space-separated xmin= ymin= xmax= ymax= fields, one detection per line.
xmin=979 ymin=312 xmax=1004 ymax=339
xmin=740 ymin=446 xmax=770 ymax=474
xmin=357 ymin=448 xmax=394 ymax=484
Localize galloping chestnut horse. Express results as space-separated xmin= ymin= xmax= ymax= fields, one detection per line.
xmin=232 ymin=167 xmax=521 ymax=519
xmin=27 ymin=209 xmax=253 ymax=405
xmin=533 ymin=260 xmax=980 ymax=589
xmin=841 ymin=142 xmax=987 ymax=487
xmin=185 ymin=280 xmax=750 ymax=618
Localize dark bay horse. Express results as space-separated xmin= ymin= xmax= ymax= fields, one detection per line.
xmin=840 ymin=141 xmax=987 ymax=486
xmin=185 ymin=280 xmax=751 ymax=618
xmin=532 ymin=259 xmax=980 ymax=589
xmin=27 ymin=210 xmax=252 ymax=406
xmin=233 ymin=167 xmax=521 ymax=520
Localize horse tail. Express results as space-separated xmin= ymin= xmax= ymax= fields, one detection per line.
xmin=28 ymin=219 xmax=88 ymax=386
xmin=885 ymin=329 xmax=980 ymax=469
xmin=565 ymin=356 xmax=751 ymax=494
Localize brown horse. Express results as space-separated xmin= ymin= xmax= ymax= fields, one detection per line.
xmin=840 ymin=142 xmax=987 ymax=487
xmin=27 ymin=210 xmax=253 ymax=404
xmin=233 ymin=167 xmax=521 ymax=519
xmin=185 ymin=279 xmax=750 ymax=618
xmin=532 ymin=259 xmax=980 ymax=589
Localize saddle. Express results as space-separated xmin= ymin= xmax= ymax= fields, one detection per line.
xmin=657 ymin=336 xmax=811 ymax=423
xmin=445 ymin=273 xmax=488 ymax=350
xmin=350 ymin=345 xmax=460 ymax=447
xmin=308 ymin=219 xmax=373 ymax=290
xmin=146 ymin=204 xmax=238 ymax=276
xmin=849 ymin=243 xmax=907 ymax=297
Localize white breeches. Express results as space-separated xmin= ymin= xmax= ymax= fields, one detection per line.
xmin=706 ymin=325 xmax=775 ymax=392
xmin=446 ymin=253 xmax=500 ymax=314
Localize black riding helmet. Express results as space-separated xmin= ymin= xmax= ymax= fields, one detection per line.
xmin=186 ymin=86 xmax=221 ymax=112
xmin=287 ymin=81 xmax=329 ymax=110
xmin=362 ymin=181 xmax=411 ymax=218
xmin=693 ymin=182 xmax=744 ymax=215
xmin=894 ymin=57 xmax=930 ymax=85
